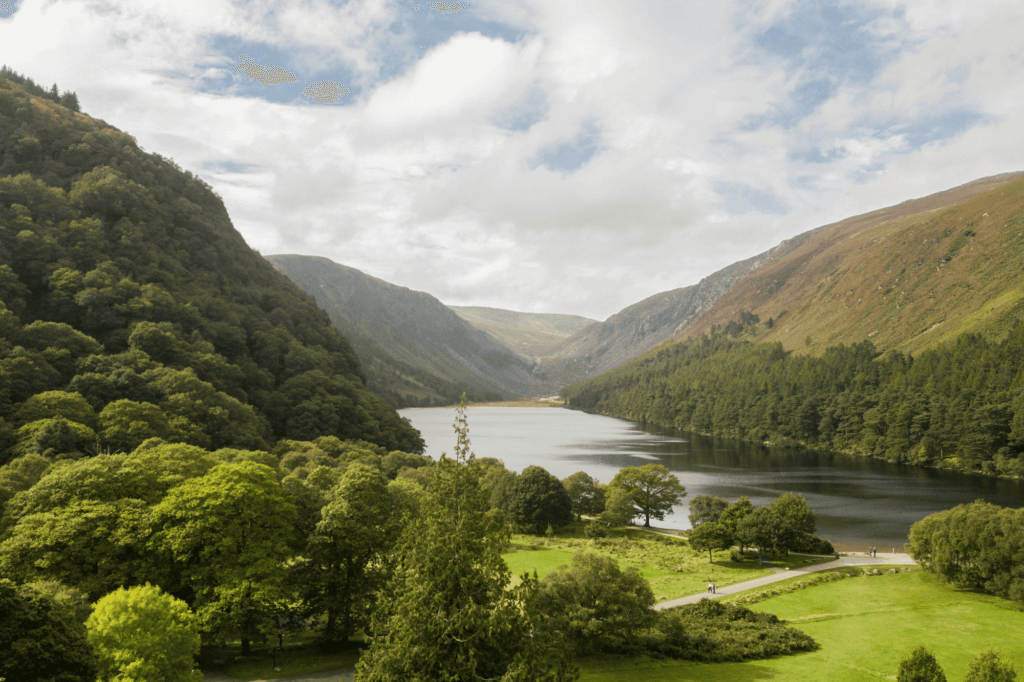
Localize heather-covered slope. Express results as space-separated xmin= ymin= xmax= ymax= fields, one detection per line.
xmin=680 ymin=173 xmax=1024 ymax=354
xmin=0 ymin=74 xmax=423 ymax=462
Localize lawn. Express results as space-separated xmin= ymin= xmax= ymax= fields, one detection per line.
xmin=501 ymin=523 xmax=825 ymax=603
xmin=579 ymin=570 xmax=1024 ymax=681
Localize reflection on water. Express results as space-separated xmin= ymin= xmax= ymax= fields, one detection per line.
xmin=399 ymin=406 xmax=1024 ymax=549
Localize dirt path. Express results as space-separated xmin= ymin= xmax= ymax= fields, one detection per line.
xmin=654 ymin=552 xmax=917 ymax=610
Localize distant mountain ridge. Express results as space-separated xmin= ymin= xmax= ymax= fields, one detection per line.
xmin=449 ymin=306 xmax=595 ymax=360
xmin=266 ymin=255 xmax=560 ymax=406
xmin=269 ymin=173 xmax=1024 ymax=408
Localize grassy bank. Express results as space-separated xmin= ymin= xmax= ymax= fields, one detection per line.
xmin=501 ymin=523 xmax=823 ymax=603
xmin=579 ymin=570 xmax=1024 ymax=681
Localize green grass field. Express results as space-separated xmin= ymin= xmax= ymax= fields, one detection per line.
xmin=579 ymin=571 xmax=1024 ymax=681
xmin=501 ymin=524 xmax=827 ymax=602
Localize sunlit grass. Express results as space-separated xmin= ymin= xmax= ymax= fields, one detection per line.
xmin=579 ymin=571 xmax=1024 ymax=681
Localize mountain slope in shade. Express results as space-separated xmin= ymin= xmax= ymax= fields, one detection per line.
xmin=265 ymin=255 xmax=557 ymax=407
xmin=676 ymin=172 xmax=1024 ymax=355
xmin=449 ymin=306 xmax=595 ymax=360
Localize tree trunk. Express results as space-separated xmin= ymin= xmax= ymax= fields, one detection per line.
xmin=241 ymin=637 xmax=251 ymax=656
xmin=644 ymin=513 xmax=651 ymax=527
xmin=708 ymin=548 xmax=713 ymax=562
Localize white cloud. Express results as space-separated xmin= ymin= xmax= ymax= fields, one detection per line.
xmin=2 ymin=0 xmax=1023 ymax=320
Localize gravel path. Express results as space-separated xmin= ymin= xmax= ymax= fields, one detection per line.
xmin=654 ymin=552 xmax=917 ymax=610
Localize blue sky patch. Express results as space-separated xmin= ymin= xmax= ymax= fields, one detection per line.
xmin=743 ymin=0 xmax=905 ymax=129
xmin=715 ymin=181 xmax=788 ymax=215
xmin=532 ymin=122 xmax=603 ymax=173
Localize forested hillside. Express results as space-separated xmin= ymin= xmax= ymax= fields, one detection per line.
xmin=0 ymin=72 xmax=423 ymax=462
xmin=563 ymin=326 xmax=1024 ymax=478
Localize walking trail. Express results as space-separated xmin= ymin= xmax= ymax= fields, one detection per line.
xmin=654 ymin=551 xmax=917 ymax=610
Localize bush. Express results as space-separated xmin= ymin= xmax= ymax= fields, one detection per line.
xmin=650 ymin=600 xmax=817 ymax=662
xmin=897 ymin=646 xmax=947 ymax=682
xmin=963 ymin=650 xmax=1018 ymax=682
xmin=584 ymin=521 xmax=607 ymax=539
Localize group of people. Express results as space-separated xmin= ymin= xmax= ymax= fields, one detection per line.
xmin=869 ymin=546 xmax=877 ymax=556
xmin=707 ymin=582 xmax=717 ymax=594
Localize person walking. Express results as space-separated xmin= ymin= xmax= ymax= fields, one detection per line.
xmin=707 ymin=582 xmax=713 ymax=594
xmin=712 ymin=583 xmax=716 ymax=594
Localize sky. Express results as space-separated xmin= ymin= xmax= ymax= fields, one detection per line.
xmin=3 ymin=0 xmax=1023 ymax=321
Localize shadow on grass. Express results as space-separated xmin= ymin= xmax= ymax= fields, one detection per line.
xmin=199 ymin=636 xmax=364 ymax=681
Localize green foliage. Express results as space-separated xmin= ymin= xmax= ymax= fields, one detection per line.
xmin=530 ymin=551 xmax=655 ymax=655
xmin=609 ymin=464 xmax=686 ymax=527
xmin=563 ymin=471 xmax=603 ymax=521
xmin=908 ymin=500 xmax=1024 ymax=605
xmin=295 ymin=463 xmax=403 ymax=642
xmin=506 ymin=465 xmax=574 ymax=534
xmin=152 ymin=461 xmax=297 ymax=655
xmin=600 ymin=484 xmax=638 ymax=527
xmin=650 ymin=600 xmax=817 ymax=662
xmin=357 ymin=399 xmax=576 ymax=681
xmin=562 ymin=323 xmax=1024 ymax=478
xmin=0 ymin=578 xmax=97 ymax=682
xmin=688 ymin=494 xmax=729 ymax=527
xmin=687 ymin=521 xmax=733 ymax=562
xmin=86 ymin=583 xmax=201 ymax=682
xmin=898 ymin=646 xmax=948 ymax=682
xmin=0 ymin=73 xmax=424 ymax=463
xmin=964 ymin=650 xmax=1018 ymax=682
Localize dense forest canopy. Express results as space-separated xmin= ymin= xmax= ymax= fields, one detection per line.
xmin=0 ymin=71 xmax=423 ymax=461
xmin=562 ymin=322 xmax=1024 ymax=478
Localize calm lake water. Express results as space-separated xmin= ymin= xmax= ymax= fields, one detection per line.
xmin=399 ymin=406 xmax=1024 ymax=550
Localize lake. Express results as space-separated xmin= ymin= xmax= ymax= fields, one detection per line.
xmin=399 ymin=406 xmax=1024 ymax=551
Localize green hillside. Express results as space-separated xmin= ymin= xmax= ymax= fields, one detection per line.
xmin=0 ymin=72 xmax=423 ymax=462
xmin=682 ymin=174 xmax=1024 ymax=355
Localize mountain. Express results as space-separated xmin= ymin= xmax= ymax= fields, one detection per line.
xmin=675 ymin=172 xmax=1024 ymax=355
xmin=265 ymin=255 xmax=558 ymax=407
xmin=449 ymin=306 xmax=595 ymax=360
xmin=540 ymin=230 xmax=822 ymax=385
xmin=0 ymin=71 xmax=422 ymax=462
xmin=543 ymin=172 xmax=1024 ymax=385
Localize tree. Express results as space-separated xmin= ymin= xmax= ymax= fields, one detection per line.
xmin=86 ymin=584 xmax=201 ymax=682
xmin=719 ymin=496 xmax=754 ymax=540
xmin=768 ymin=492 xmax=817 ymax=535
xmin=507 ymin=465 xmax=573 ymax=534
xmin=0 ymin=579 xmax=97 ymax=682
xmin=563 ymin=471 xmax=601 ymax=521
xmin=356 ymin=398 xmax=575 ymax=681
xmin=600 ymin=484 xmax=638 ymax=527
xmin=152 ymin=461 xmax=298 ymax=655
xmin=529 ymin=552 xmax=655 ymax=654
xmin=297 ymin=463 xmax=403 ymax=642
xmin=964 ymin=650 xmax=1018 ymax=682
xmin=609 ymin=464 xmax=686 ymax=528
xmin=688 ymin=494 xmax=729 ymax=527
xmin=687 ymin=521 xmax=733 ymax=562
xmin=897 ymin=646 xmax=947 ymax=682
xmin=736 ymin=507 xmax=788 ymax=562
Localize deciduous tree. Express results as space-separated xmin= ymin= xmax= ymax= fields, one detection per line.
xmin=86 ymin=583 xmax=201 ymax=682
xmin=610 ymin=464 xmax=686 ymax=528
xmin=687 ymin=521 xmax=733 ymax=562
xmin=688 ymin=494 xmax=729 ymax=527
